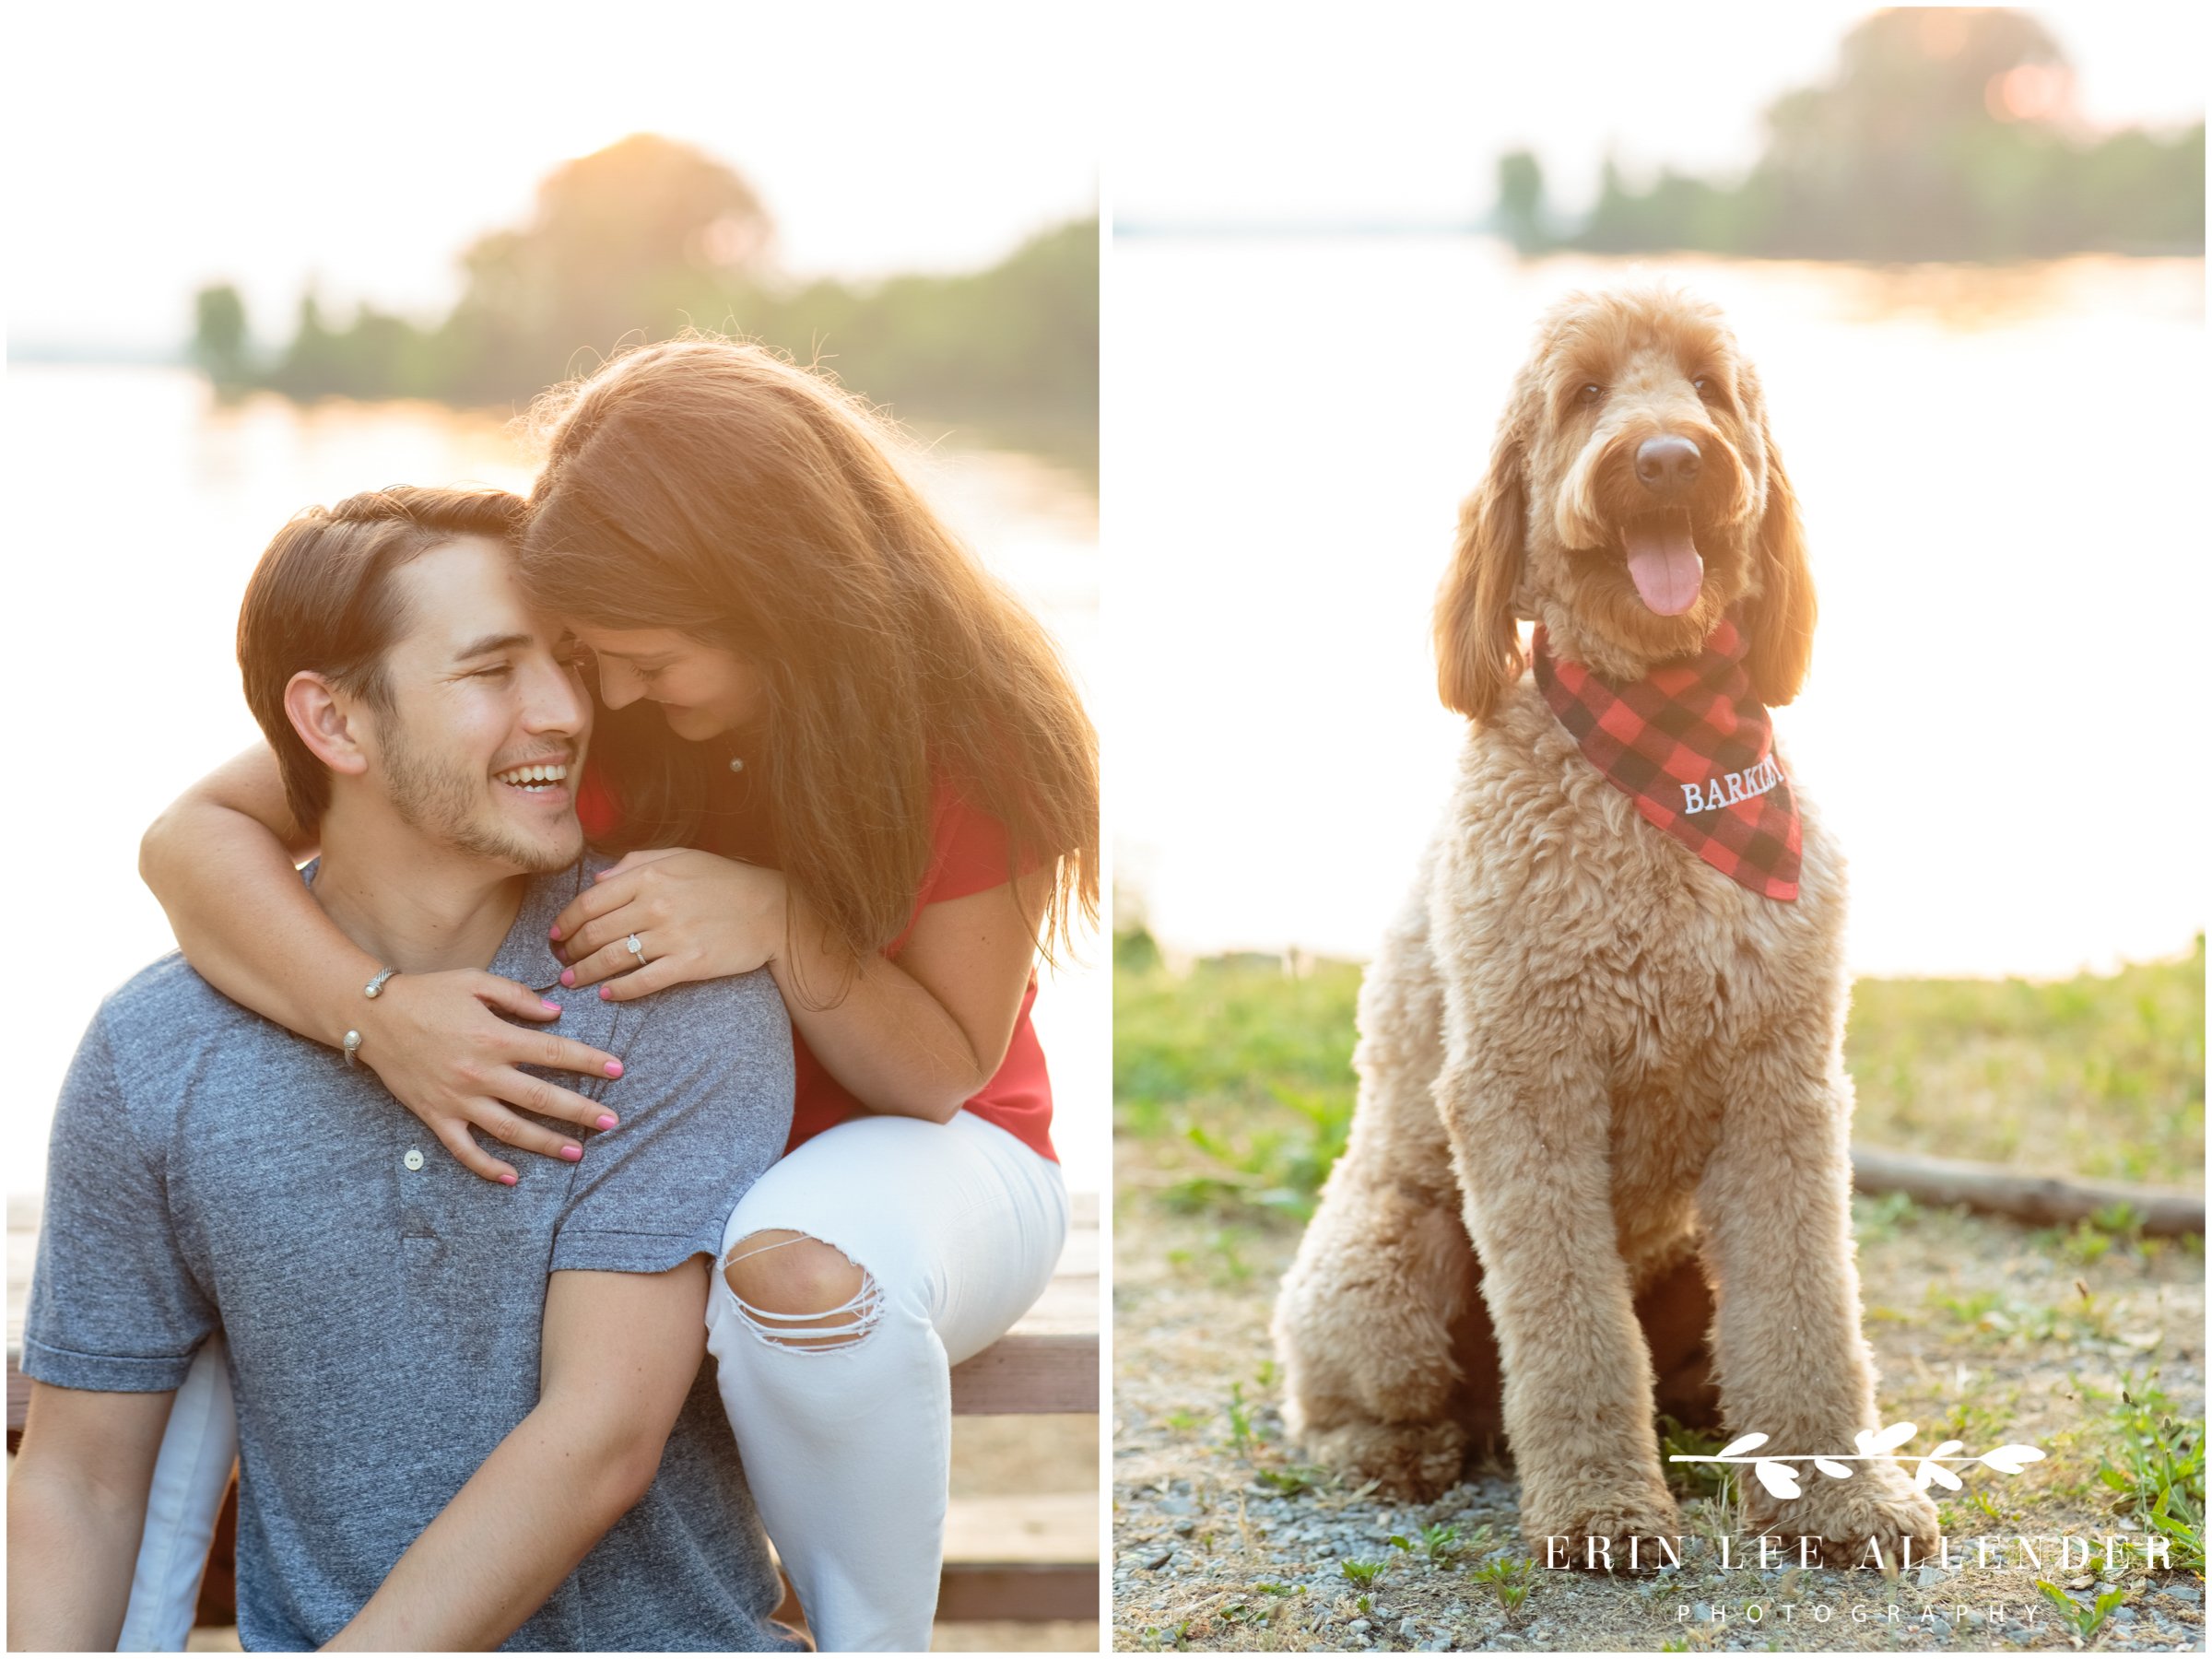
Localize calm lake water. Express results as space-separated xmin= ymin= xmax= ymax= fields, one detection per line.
xmin=1112 ymin=235 xmax=2206 ymax=981
xmin=2 ymin=366 xmax=1103 ymax=1196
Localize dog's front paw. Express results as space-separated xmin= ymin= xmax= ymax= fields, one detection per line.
xmin=1306 ymin=1420 xmax=1467 ymax=1502
xmin=1523 ymin=1480 xmax=1686 ymax=1573
xmin=1747 ymin=1464 xmax=1940 ymax=1569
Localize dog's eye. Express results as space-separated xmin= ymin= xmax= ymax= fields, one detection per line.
xmin=1692 ymin=375 xmax=1721 ymax=404
xmin=1576 ymin=383 xmax=1604 ymax=406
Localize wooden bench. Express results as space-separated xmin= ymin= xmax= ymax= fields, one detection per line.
xmin=7 ymin=1189 xmax=1099 ymax=1631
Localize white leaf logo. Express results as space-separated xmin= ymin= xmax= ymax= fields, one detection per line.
xmin=1913 ymin=1443 xmax=1966 ymax=1490
xmin=1854 ymin=1421 xmax=1918 ymax=1458
xmin=1913 ymin=1458 xmax=1965 ymax=1490
xmin=1753 ymin=1459 xmax=1803 ymax=1499
xmin=1670 ymin=1423 xmax=2042 ymax=1492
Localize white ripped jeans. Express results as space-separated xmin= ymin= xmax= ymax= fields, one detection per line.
xmin=116 ymin=1108 xmax=1067 ymax=1653
xmin=707 ymin=1110 xmax=1068 ymax=1651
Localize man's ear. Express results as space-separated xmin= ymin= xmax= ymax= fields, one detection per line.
xmin=283 ymin=672 xmax=371 ymax=778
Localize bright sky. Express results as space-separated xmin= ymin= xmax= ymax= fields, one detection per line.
xmin=9 ymin=6 xmax=2196 ymax=350
xmin=1111 ymin=3 xmax=2206 ymax=227
xmin=7 ymin=1 xmax=1099 ymax=352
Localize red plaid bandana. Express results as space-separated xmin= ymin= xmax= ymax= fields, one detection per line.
xmin=1532 ymin=615 xmax=1802 ymax=901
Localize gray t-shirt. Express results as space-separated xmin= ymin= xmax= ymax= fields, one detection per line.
xmin=23 ymin=858 xmax=806 ymax=1653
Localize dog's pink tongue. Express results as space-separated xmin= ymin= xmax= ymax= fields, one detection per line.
xmin=1623 ymin=512 xmax=1704 ymax=617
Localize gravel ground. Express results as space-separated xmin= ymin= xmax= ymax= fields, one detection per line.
xmin=1112 ymin=1153 xmax=2205 ymax=1653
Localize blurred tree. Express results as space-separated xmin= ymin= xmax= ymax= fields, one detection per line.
xmin=216 ymin=134 xmax=1098 ymax=459
xmin=1756 ymin=8 xmax=2070 ymax=258
xmin=1493 ymin=150 xmax=1549 ymax=252
xmin=1539 ymin=7 xmax=2202 ymax=261
xmin=191 ymin=284 xmax=250 ymax=385
xmin=809 ymin=218 xmax=1100 ymax=423
xmin=440 ymin=134 xmax=775 ymax=402
xmin=271 ymin=293 xmax=330 ymax=394
xmin=269 ymin=291 xmax=361 ymax=399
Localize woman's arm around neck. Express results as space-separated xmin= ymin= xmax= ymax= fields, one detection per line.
xmin=140 ymin=743 xmax=627 ymax=1182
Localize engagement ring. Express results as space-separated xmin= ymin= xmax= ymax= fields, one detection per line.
xmin=626 ymin=933 xmax=647 ymax=965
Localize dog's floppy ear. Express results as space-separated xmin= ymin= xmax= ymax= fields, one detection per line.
xmin=1742 ymin=424 xmax=1816 ymax=707
xmin=1434 ymin=417 xmax=1527 ymax=723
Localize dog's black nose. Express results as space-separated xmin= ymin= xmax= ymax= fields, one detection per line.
xmin=1635 ymin=435 xmax=1702 ymax=496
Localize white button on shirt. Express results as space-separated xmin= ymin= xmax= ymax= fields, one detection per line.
xmin=403 ymin=1149 xmax=425 ymax=1171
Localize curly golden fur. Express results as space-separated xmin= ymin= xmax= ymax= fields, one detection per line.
xmin=1273 ymin=286 xmax=1938 ymax=1568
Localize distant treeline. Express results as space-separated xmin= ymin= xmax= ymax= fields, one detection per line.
xmin=1493 ymin=9 xmax=2204 ymax=262
xmin=191 ymin=135 xmax=1097 ymax=453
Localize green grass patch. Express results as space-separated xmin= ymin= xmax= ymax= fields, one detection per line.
xmin=2035 ymin=1578 xmax=2128 ymax=1640
xmin=1417 ymin=1521 xmax=1468 ymax=1564
xmin=1114 ymin=931 xmax=1360 ymax=1219
xmin=1852 ymin=1190 xmax=1920 ymax=1242
xmin=2087 ymin=1371 xmax=2206 ymax=1573
xmin=1250 ymin=1465 xmax=1326 ymax=1497
xmin=1115 ymin=929 xmax=2205 ymax=1218
xmin=1467 ymin=1554 xmax=1536 ymax=1612
xmin=1846 ymin=935 xmax=2203 ymax=1183
xmin=1924 ymin=1281 xmax=2124 ymax=1347
xmin=1660 ymin=1415 xmax=1738 ymax=1501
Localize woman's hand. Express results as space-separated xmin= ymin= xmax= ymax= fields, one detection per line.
xmin=361 ymin=971 xmax=628 ymax=1184
xmin=551 ymin=849 xmax=788 ymax=1002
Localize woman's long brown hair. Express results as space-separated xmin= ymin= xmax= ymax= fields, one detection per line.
xmin=518 ymin=336 xmax=1099 ymax=983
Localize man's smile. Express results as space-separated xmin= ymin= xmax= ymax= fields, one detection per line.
xmin=492 ymin=759 xmax=572 ymax=794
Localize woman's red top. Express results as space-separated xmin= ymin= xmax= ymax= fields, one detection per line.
xmin=578 ymin=766 xmax=1056 ymax=1162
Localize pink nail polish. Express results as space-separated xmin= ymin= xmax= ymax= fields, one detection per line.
xmin=559 ymin=969 xmax=576 ymax=988
xmin=560 ymin=1145 xmax=583 ymax=1162
xmin=598 ymin=986 xmax=612 ymax=1001
xmin=595 ymin=1113 xmax=618 ymax=1130
xmin=604 ymin=1060 xmax=624 ymax=1078
xmin=549 ymin=924 xmax=563 ymax=940
xmin=498 ymin=1171 xmax=518 ymax=1186
xmin=540 ymin=999 xmax=561 ymax=1014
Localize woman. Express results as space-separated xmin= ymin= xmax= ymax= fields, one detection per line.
xmin=138 ymin=338 xmax=1098 ymax=1651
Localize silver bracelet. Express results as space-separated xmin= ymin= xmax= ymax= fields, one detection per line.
xmin=343 ymin=969 xmax=398 ymax=1065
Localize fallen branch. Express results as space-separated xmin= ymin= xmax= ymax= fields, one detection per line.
xmin=1851 ymin=1145 xmax=2203 ymax=1236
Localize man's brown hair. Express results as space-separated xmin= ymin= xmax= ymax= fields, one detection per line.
xmin=237 ymin=486 xmax=529 ymax=832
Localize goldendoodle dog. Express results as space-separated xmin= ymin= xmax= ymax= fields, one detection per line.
xmin=1273 ymin=285 xmax=1940 ymax=1567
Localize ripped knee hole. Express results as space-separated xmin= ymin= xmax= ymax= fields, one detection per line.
xmin=722 ymin=1230 xmax=882 ymax=1351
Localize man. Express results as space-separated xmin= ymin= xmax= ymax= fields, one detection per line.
xmin=8 ymin=488 xmax=804 ymax=1651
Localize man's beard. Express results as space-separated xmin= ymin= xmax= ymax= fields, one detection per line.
xmin=380 ymin=715 xmax=579 ymax=874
